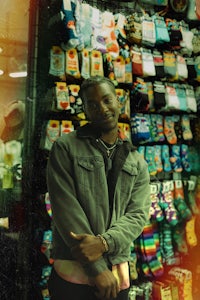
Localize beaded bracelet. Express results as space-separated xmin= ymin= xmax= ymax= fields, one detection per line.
xmin=97 ymin=234 xmax=109 ymax=253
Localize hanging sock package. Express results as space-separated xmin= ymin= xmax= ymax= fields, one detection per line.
xmin=125 ymin=14 xmax=142 ymax=46
xmin=61 ymin=0 xmax=79 ymax=50
xmin=152 ymin=15 xmax=170 ymax=45
xmin=130 ymin=113 xmax=151 ymax=144
xmin=49 ymin=46 xmax=65 ymax=78
xmin=141 ymin=16 xmax=156 ymax=48
xmin=141 ymin=48 xmax=156 ymax=77
xmin=153 ymin=51 xmax=165 ymax=79
xmin=131 ymin=46 xmax=143 ymax=77
xmin=66 ymin=48 xmax=81 ymax=78
xmin=55 ymin=82 xmax=70 ymax=111
xmin=102 ymin=10 xmax=119 ymax=59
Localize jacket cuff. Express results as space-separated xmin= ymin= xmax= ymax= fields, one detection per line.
xmin=83 ymin=256 xmax=108 ymax=277
xmin=101 ymin=233 xmax=116 ymax=254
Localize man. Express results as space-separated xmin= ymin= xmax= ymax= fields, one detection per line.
xmin=47 ymin=76 xmax=151 ymax=300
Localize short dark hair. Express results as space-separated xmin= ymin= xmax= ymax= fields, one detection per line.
xmin=79 ymin=76 xmax=116 ymax=102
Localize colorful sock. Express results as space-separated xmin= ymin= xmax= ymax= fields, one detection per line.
xmin=130 ymin=114 xmax=151 ymax=144
xmin=153 ymin=81 xmax=166 ymax=110
xmin=180 ymin=22 xmax=193 ymax=56
xmin=170 ymin=145 xmax=183 ymax=173
xmin=142 ymin=18 xmax=156 ymax=47
xmin=79 ymin=3 xmax=93 ymax=48
xmin=145 ymin=146 xmax=157 ymax=176
xmin=176 ymin=55 xmax=188 ymax=81
xmin=161 ymin=145 xmax=172 ymax=172
xmin=90 ymin=50 xmax=104 ymax=77
xmin=183 ymin=179 xmax=199 ymax=215
xmin=113 ymin=55 xmax=126 ymax=83
xmin=149 ymin=114 xmax=158 ymax=142
xmin=61 ymin=120 xmax=74 ymax=135
xmin=102 ymin=11 xmax=119 ymax=58
xmin=172 ymin=223 xmax=188 ymax=254
xmin=44 ymin=120 xmax=60 ymax=150
xmin=156 ymin=114 xmax=165 ymax=142
xmin=181 ymin=144 xmax=191 ymax=172
xmin=80 ymin=49 xmax=90 ymax=79
xmin=164 ymin=116 xmax=177 ymax=144
xmin=55 ymin=82 xmax=70 ymax=111
xmin=125 ymin=55 xmax=133 ymax=84
xmin=137 ymin=145 xmax=145 ymax=159
xmin=185 ymin=216 xmax=198 ymax=247
xmin=173 ymin=115 xmax=182 ymax=142
xmin=115 ymin=88 xmax=128 ymax=116
xmin=163 ymin=51 xmax=177 ymax=79
xmin=66 ymin=48 xmax=81 ymax=79
xmin=91 ymin=7 xmax=107 ymax=53
xmin=103 ymin=53 xmax=116 ymax=82
xmin=153 ymin=51 xmax=165 ymax=78
xmin=141 ymin=221 xmax=164 ymax=277
xmin=152 ymin=221 xmax=163 ymax=264
xmin=186 ymin=56 xmax=196 ymax=79
xmin=174 ymin=180 xmax=192 ymax=222
xmin=49 ymin=46 xmax=65 ymax=77
xmin=74 ymin=0 xmax=84 ymax=51
xmin=154 ymin=145 xmax=163 ymax=173
xmin=134 ymin=236 xmax=152 ymax=278
xmin=68 ymin=84 xmax=82 ymax=114
xmin=185 ymin=85 xmax=197 ymax=112
xmin=160 ymin=181 xmax=178 ymax=226
xmin=131 ymin=47 xmax=143 ymax=76
xmin=153 ymin=15 xmax=170 ymax=45
xmin=160 ymin=222 xmax=175 ymax=265
xmin=181 ymin=115 xmax=193 ymax=141
xmin=126 ymin=14 xmax=142 ymax=45
xmin=165 ymin=85 xmax=180 ymax=111
xmin=142 ymin=49 xmax=156 ymax=77
xmin=150 ymin=183 xmax=164 ymax=222
xmin=61 ymin=0 xmax=79 ymax=49
xmin=114 ymin=13 xmax=127 ymax=47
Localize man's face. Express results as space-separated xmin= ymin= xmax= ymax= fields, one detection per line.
xmin=83 ymin=82 xmax=120 ymax=132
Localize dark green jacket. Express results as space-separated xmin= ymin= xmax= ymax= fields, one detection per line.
xmin=47 ymin=124 xmax=151 ymax=277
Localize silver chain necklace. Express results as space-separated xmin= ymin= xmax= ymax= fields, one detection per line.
xmin=97 ymin=138 xmax=118 ymax=157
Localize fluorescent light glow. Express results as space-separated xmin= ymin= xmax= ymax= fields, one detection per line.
xmin=0 ymin=69 xmax=4 ymax=75
xmin=9 ymin=71 xmax=27 ymax=78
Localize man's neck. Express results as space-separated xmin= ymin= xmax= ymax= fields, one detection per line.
xmin=100 ymin=129 xmax=119 ymax=144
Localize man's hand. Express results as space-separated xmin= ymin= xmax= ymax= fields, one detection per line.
xmin=70 ymin=232 xmax=105 ymax=263
xmin=92 ymin=269 xmax=120 ymax=300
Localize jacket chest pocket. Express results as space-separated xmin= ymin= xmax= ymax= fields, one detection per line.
xmin=120 ymin=163 xmax=138 ymax=195
xmin=77 ymin=157 xmax=105 ymax=190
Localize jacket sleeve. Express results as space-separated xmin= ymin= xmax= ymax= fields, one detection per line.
xmin=102 ymin=156 xmax=151 ymax=258
xmin=47 ymin=139 xmax=108 ymax=277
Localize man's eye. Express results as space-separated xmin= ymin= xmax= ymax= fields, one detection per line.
xmin=104 ymin=98 xmax=113 ymax=104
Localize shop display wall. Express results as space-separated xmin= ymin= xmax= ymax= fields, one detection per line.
xmin=27 ymin=0 xmax=200 ymax=299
